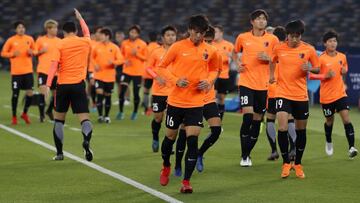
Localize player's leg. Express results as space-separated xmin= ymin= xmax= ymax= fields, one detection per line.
xmin=174 ymin=124 xmax=186 ymax=177
xmin=117 ymin=74 xmax=130 ymax=120
xmin=288 ymin=115 xmax=297 ymax=161
xmin=21 ymin=73 xmax=34 ymax=124
xmin=103 ymin=82 xmax=114 ymax=123
xmin=239 ymin=86 xmax=254 ymax=165
xmin=46 ymin=76 xmax=57 ymax=121
xmin=11 ymin=75 xmax=20 ymax=124
xmin=337 ymin=97 xmax=357 ymax=158
xmin=197 ymin=102 xmax=222 ymax=172
xmin=151 ymin=96 xmax=167 ymax=152
xmin=266 ymin=104 xmax=279 ymax=161
xmin=142 ymin=78 xmax=153 ymax=116
xmin=95 ymin=80 xmax=105 ymax=122
xmin=131 ymin=76 xmax=142 ymax=120
xmin=215 ymin=79 xmax=229 ymax=120
xmin=322 ymin=103 xmax=335 ymax=155
xmin=292 ymin=100 xmax=309 ymax=179
xmin=37 ymin=73 xmax=47 ymax=122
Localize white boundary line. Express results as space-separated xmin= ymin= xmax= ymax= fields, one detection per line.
xmin=0 ymin=124 xmax=182 ymax=203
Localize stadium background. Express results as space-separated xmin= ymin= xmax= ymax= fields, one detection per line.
xmin=0 ymin=0 xmax=359 ymax=106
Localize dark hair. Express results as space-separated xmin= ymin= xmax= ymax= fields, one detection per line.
xmin=161 ymin=25 xmax=177 ymax=36
xmin=128 ymin=24 xmax=141 ymax=34
xmin=92 ymin=26 xmax=103 ymax=34
xmin=62 ymin=21 xmax=77 ymax=33
xmin=148 ymin=31 xmax=158 ymax=41
xmin=273 ymin=26 xmax=286 ymax=41
xmin=188 ymin=14 xmax=209 ymax=33
xmin=204 ymin=25 xmax=215 ymax=39
xmin=14 ymin=21 xmax=25 ymax=29
xmin=100 ymin=27 xmax=112 ymax=39
xmin=250 ymin=9 xmax=269 ymax=21
xmin=285 ymin=20 xmax=305 ymax=35
xmin=322 ymin=30 xmax=339 ymax=43
xmin=213 ymin=24 xmax=224 ymax=32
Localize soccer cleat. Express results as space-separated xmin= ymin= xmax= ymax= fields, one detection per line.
xmin=104 ymin=117 xmax=111 ymax=124
xmin=98 ymin=116 xmax=104 ymax=123
xmin=240 ymin=156 xmax=252 ymax=167
xmin=11 ymin=116 xmax=17 ymax=125
xmin=289 ymin=149 xmax=296 ymax=162
xmin=20 ymin=113 xmax=31 ymax=124
xmin=116 ymin=112 xmax=125 ymax=120
xmin=281 ymin=163 xmax=292 ymax=178
xmin=124 ymin=99 xmax=130 ymax=106
xmin=180 ymin=180 xmax=193 ymax=193
xmin=294 ymin=164 xmax=305 ymax=179
xmin=174 ymin=167 xmax=182 ymax=177
xmin=152 ymin=140 xmax=159 ymax=152
xmin=53 ymin=154 xmax=64 ymax=161
xmin=349 ymin=147 xmax=358 ymax=159
xmin=196 ymin=156 xmax=204 ymax=172
xmin=46 ymin=111 xmax=54 ymax=121
xmin=267 ymin=151 xmax=279 ymax=161
xmin=82 ymin=141 xmax=93 ymax=161
xmin=130 ymin=112 xmax=138 ymax=120
xmin=40 ymin=115 xmax=45 ymax=123
xmin=160 ymin=165 xmax=171 ymax=186
xmin=325 ymin=142 xmax=334 ymax=156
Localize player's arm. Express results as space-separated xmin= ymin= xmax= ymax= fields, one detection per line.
xmin=27 ymin=37 xmax=36 ymax=56
xmin=341 ymin=55 xmax=348 ymax=75
xmin=269 ymin=47 xmax=278 ymax=84
xmin=156 ymin=45 xmax=179 ymax=86
xmin=307 ymin=48 xmax=320 ymax=74
xmin=199 ymin=51 xmax=221 ymax=90
xmin=134 ymin=44 xmax=147 ymax=61
xmin=74 ymin=8 xmax=90 ymax=38
xmin=112 ymin=46 xmax=125 ymax=65
xmin=1 ymin=38 xmax=18 ymax=58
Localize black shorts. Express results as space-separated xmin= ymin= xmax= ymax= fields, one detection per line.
xmin=276 ymin=98 xmax=309 ymax=120
xmin=203 ymin=102 xmax=221 ymax=120
xmin=165 ymin=105 xmax=203 ymax=129
xmin=12 ymin=73 xmax=34 ymax=91
xmin=120 ymin=73 xmax=142 ymax=88
xmin=95 ymin=80 xmax=114 ymax=94
xmin=38 ymin=73 xmax=57 ymax=90
xmin=143 ymin=78 xmax=153 ymax=89
xmin=55 ymin=81 xmax=89 ymax=114
xmin=115 ymin=65 xmax=123 ymax=83
xmin=215 ymin=78 xmax=230 ymax=94
xmin=239 ymin=86 xmax=267 ymax=114
xmin=321 ymin=97 xmax=350 ymax=117
xmin=152 ymin=95 xmax=167 ymax=113
xmin=267 ymin=98 xmax=277 ymax=115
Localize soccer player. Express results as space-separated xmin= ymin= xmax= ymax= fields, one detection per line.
xmin=157 ymin=15 xmax=219 ymax=193
xmin=147 ymin=26 xmax=177 ymax=152
xmin=46 ymin=9 xmax=93 ymax=161
xmin=142 ymin=31 xmax=160 ymax=116
xmin=35 ymin=19 xmax=61 ymax=121
xmin=117 ymin=25 xmax=148 ymax=120
xmin=88 ymin=26 xmax=103 ymax=112
xmin=270 ymin=20 xmax=320 ymax=179
xmin=92 ymin=28 xmax=124 ymax=123
xmin=1 ymin=21 xmax=35 ymax=125
xmin=233 ymin=9 xmax=279 ymax=166
xmin=266 ymin=26 xmax=297 ymax=161
xmin=213 ymin=25 xmax=234 ymax=120
xmin=309 ymin=30 xmax=357 ymax=158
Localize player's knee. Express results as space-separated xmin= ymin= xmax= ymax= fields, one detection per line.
xmin=243 ymin=113 xmax=253 ymax=127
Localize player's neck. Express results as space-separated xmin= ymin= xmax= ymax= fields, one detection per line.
xmin=214 ymin=38 xmax=223 ymax=43
xmin=163 ymin=44 xmax=170 ymax=50
xmin=326 ymin=50 xmax=337 ymax=56
xmin=16 ymin=34 xmax=25 ymax=37
xmin=252 ymin=29 xmax=265 ymax=37
xmin=130 ymin=37 xmax=138 ymax=42
xmin=46 ymin=34 xmax=55 ymax=38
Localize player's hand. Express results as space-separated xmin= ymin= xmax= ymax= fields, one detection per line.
xmin=94 ymin=64 xmax=100 ymax=72
xmin=40 ymin=47 xmax=48 ymax=54
xmin=325 ymin=69 xmax=335 ymax=79
xmin=74 ymin=8 xmax=83 ymax=20
xmin=131 ymin=48 xmax=137 ymax=56
xmin=124 ymin=60 xmax=132 ymax=67
xmin=301 ymin=62 xmax=310 ymax=72
xmin=13 ymin=50 xmax=20 ymax=57
xmin=197 ymin=80 xmax=210 ymax=90
xmin=341 ymin=66 xmax=347 ymax=75
xmin=257 ymin=51 xmax=270 ymax=62
xmin=155 ymin=76 xmax=166 ymax=86
xmin=176 ymin=77 xmax=189 ymax=88
xmin=237 ymin=62 xmax=246 ymax=73
xmin=27 ymin=49 xmax=34 ymax=56
xmin=269 ymin=75 xmax=276 ymax=84
xmin=44 ymin=86 xmax=50 ymax=100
